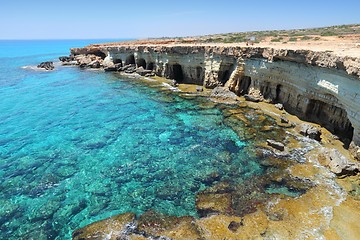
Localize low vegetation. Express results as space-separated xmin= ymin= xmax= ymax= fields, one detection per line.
xmin=177 ymin=24 xmax=360 ymax=44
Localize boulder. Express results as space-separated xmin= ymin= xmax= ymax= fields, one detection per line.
xmin=349 ymin=142 xmax=360 ymax=161
xmin=136 ymin=66 xmax=153 ymax=76
xmin=37 ymin=61 xmax=54 ymax=70
xmin=210 ymin=87 xmax=238 ymax=100
xmin=59 ymin=56 xmax=74 ymax=62
xmin=88 ymin=60 xmax=101 ymax=68
xmin=171 ymin=80 xmax=179 ymax=87
xmin=244 ymin=94 xmax=261 ymax=102
xmin=299 ymin=123 xmax=321 ymax=141
xmin=275 ymin=103 xmax=284 ymax=110
xmin=280 ymin=116 xmax=289 ymax=123
xmin=196 ymin=86 xmax=203 ymax=92
xmin=266 ymin=139 xmax=285 ymax=151
xmin=325 ymin=149 xmax=360 ymax=176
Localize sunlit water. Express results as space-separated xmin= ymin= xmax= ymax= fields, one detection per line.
xmin=0 ymin=40 xmax=318 ymax=239
xmin=0 ymin=40 xmax=270 ymax=239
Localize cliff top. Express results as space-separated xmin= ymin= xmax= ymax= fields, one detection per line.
xmin=90 ymin=24 xmax=360 ymax=58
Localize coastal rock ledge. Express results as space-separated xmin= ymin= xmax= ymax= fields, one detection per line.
xmin=69 ymin=44 xmax=360 ymax=150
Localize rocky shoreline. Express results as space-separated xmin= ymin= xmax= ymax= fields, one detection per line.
xmin=58 ymin=43 xmax=360 ymax=239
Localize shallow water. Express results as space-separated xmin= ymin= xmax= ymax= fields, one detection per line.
xmin=0 ymin=40 xmax=274 ymax=239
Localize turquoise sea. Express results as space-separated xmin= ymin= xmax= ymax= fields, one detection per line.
xmin=0 ymin=40 xmax=280 ymax=239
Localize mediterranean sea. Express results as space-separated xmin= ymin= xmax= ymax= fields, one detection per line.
xmin=0 ymin=40 xmax=292 ymax=239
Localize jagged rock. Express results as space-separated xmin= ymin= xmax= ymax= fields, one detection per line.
xmin=349 ymin=142 xmax=360 ymax=161
xmin=266 ymin=139 xmax=285 ymax=151
xmin=136 ymin=66 xmax=153 ymax=76
xmin=88 ymin=60 xmax=101 ymax=68
xmin=244 ymin=94 xmax=261 ymax=102
xmin=37 ymin=61 xmax=54 ymax=70
xmin=196 ymin=86 xmax=203 ymax=92
xmin=171 ymin=79 xmax=179 ymax=87
xmin=324 ymin=149 xmax=360 ymax=176
xmin=210 ymin=87 xmax=238 ymax=100
xmin=299 ymin=123 xmax=321 ymax=141
xmin=275 ymin=103 xmax=284 ymax=110
xmin=72 ymin=212 xmax=135 ymax=240
xmin=280 ymin=116 xmax=289 ymax=123
xmin=59 ymin=56 xmax=74 ymax=62
xmin=145 ymin=73 xmax=155 ymax=77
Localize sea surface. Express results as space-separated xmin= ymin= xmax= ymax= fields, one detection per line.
xmin=0 ymin=40 xmax=285 ymax=239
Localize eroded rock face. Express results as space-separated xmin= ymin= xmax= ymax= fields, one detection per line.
xmin=70 ymin=45 xmax=360 ymax=147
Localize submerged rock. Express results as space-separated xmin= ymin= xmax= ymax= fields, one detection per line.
xmin=37 ymin=61 xmax=54 ymax=70
xmin=72 ymin=212 xmax=135 ymax=240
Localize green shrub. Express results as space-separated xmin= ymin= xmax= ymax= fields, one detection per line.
xmin=321 ymin=31 xmax=336 ymax=36
xmin=301 ymin=36 xmax=312 ymax=40
xmin=288 ymin=37 xmax=297 ymax=42
xmin=271 ymin=37 xmax=283 ymax=42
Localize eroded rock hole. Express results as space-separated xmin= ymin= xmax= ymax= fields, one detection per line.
xmin=196 ymin=66 xmax=203 ymax=82
xmin=276 ymin=84 xmax=282 ymax=101
xmin=136 ymin=58 xmax=146 ymax=69
xmin=239 ymin=76 xmax=251 ymax=94
xmin=125 ymin=54 xmax=135 ymax=65
xmin=305 ymin=98 xmax=354 ymax=146
xmin=218 ymin=63 xmax=235 ymax=84
xmin=113 ymin=59 xmax=122 ymax=65
xmin=147 ymin=62 xmax=155 ymax=70
xmin=93 ymin=51 xmax=106 ymax=59
xmin=172 ymin=64 xmax=184 ymax=82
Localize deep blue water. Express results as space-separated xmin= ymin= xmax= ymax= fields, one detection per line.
xmin=0 ymin=40 xmax=264 ymax=239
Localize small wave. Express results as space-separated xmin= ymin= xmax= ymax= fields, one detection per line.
xmin=161 ymin=82 xmax=180 ymax=92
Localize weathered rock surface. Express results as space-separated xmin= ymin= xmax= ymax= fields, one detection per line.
xmin=72 ymin=212 xmax=135 ymax=240
xmin=267 ymin=139 xmax=285 ymax=151
xmin=323 ymin=149 xmax=360 ymax=175
xmin=299 ymin=123 xmax=322 ymax=141
xmin=210 ymin=86 xmax=238 ymax=100
xmin=37 ymin=61 xmax=54 ymax=70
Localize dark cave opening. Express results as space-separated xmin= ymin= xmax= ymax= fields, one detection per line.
xmin=136 ymin=58 xmax=146 ymax=69
xmin=305 ymin=98 xmax=354 ymax=146
xmin=172 ymin=64 xmax=184 ymax=82
xmin=125 ymin=54 xmax=135 ymax=65
xmin=147 ymin=62 xmax=155 ymax=70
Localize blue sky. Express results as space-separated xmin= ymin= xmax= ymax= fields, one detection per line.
xmin=1 ymin=0 xmax=359 ymax=39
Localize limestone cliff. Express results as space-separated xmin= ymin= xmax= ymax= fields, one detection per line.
xmin=70 ymin=45 xmax=360 ymax=146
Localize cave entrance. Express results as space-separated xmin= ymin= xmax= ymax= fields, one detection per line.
xmin=276 ymin=84 xmax=282 ymax=101
xmin=94 ymin=51 xmax=106 ymax=59
xmin=113 ymin=59 xmax=122 ymax=66
xmin=147 ymin=62 xmax=155 ymax=70
xmin=172 ymin=64 xmax=184 ymax=82
xmin=239 ymin=76 xmax=251 ymax=94
xmin=136 ymin=58 xmax=146 ymax=69
xmin=305 ymin=98 xmax=354 ymax=146
xmin=218 ymin=63 xmax=235 ymax=84
xmin=125 ymin=54 xmax=135 ymax=65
